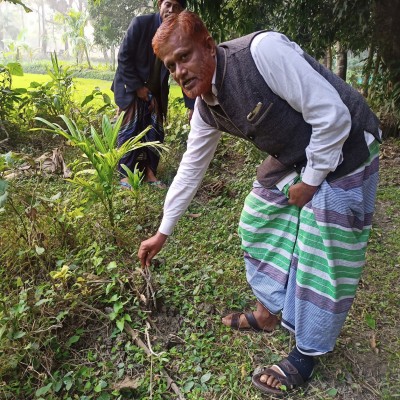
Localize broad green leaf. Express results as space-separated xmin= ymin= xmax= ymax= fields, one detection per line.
xmin=106 ymin=261 xmax=117 ymax=270
xmin=13 ymin=87 xmax=27 ymax=94
xmin=327 ymin=388 xmax=339 ymax=396
xmin=54 ymin=380 xmax=63 ymax=392
xmin=102 ymin=93 xmax=111 ymax=104
xmin=94 ymin=379 xmax=107 ymax=392
xmin=201 ymin=372 xmax=211 ymax=383
xmin=81 ymin=94 xmax=94 ymax=107
xmin=116 ymin=318 xmax=125 ymax=332
xmin=113 ymin=301 xmax=123 ymax=314
xmin=183 ymin=381 xmax=194 ymax=392
xmin=12 ymin=330 xmax=26 ymax=339
xmin=64 ymin=378 xmax=73 ymax=391
xmin=35 ymin=383 xmax=52 ymax=397
xmin=7 ymin=62 xmax=23 ymax=76
xmin=365 ymin=313 xmax=376 ymax=329
xmin=66 ymin=335 xmax=80 ymax=347
xmin=109 ymin=294 xmax=119 ymax=302
xmin=29 ymin=81 xmax=41 ymax=88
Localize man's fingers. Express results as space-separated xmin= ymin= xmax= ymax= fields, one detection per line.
xmin=138 ymin=245 xmax=155 ymax=268
xmin=138 ymin=245 xmax=149 ymax=268
xmin=145 ymin=252 xmax=153 ymax=267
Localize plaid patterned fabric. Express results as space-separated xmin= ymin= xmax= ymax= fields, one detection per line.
xmin=238 ymin=139 xmax=380 ymax=355
xmin=117 ymin=97 xmax=164 ymax=177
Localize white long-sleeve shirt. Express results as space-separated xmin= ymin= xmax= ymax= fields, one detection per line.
xmin=159 ymin=32 xmax=354 ymax=235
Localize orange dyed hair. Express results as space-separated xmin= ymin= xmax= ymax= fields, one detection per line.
xmin=152 ymin=11 xmax=214 ymax=59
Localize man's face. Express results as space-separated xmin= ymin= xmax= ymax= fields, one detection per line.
xmin=159 ymin=0 xmax=184 ymax=20
xmin=160 ymin=28 xmax=216 ymax=98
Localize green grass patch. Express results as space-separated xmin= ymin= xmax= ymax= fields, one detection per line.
xmin=12 ymin=73 xmax=114 ymax=105
xmin=12 ymin=74 xmax=184 ymax=107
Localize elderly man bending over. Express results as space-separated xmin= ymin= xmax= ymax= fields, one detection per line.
xmin=138 ymin=10 xmax=381 ymax=395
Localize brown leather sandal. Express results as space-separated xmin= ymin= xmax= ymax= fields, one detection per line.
xmin=227 ymin=311 xmax=278 ymax=332
xmin=252 ymin=358 xmax=311 ymax=395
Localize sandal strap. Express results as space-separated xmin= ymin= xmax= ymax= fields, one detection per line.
xmin=263 ymin=359 xmax=305 ymax=388
xmin=230 ymin=312 xmax=241 ymax=330
xmin=244 ymin=312 xmax=263 ymax=332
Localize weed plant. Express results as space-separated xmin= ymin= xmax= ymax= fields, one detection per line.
xmin=0 ymin=107 xmax=399 ymax=399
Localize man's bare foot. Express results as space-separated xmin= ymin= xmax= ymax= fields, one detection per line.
xmin=143 ymin=167 xmax=167 ymax=189
xmin=222 ymin=301 xmax=278 ymax=332
xmin=120 ymin=177 xmax=132 ymax=190
xmin=259 ymin=366 xmax=282 ymax=390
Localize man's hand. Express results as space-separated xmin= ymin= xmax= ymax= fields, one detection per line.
xmin=138 ymin=232 xmax=168 ymax=268
xmin=136 ymin=86 xmax=151 ymax=101
xmin=288 ymin=182 xmax=318 ymax=208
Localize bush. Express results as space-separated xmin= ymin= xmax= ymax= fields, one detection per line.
xmin=21 ymin=61 xmax=115 ymax=81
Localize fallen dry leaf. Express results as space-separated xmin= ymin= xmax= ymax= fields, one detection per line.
xmin=113 ymin=375 xmax=142 ymax=390
xmin=187 ymin=213 xmax=202 ymax=218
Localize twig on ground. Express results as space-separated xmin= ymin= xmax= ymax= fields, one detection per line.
xmin=77 ymin=301 xmax=108 ymax=318
xmin=124 ymin=324 xmax=186 ymax=400
xmin=362 ymin=380 xmax=381 ymax=397
xmin=136 ymin=267 xmax=157 ymax=309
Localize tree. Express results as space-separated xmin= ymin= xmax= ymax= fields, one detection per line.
xmin=55 ymin=9 xmax=92 ymax=67
xmin=88 ymin=0 xmax=151 ymax=70
xmin=185 ymin=0 xmax=399 ymax=136
xmin=2 ymin=30 xmax=31 ymax=61
xmin=0 ymin=0 xmax=31 ymax=12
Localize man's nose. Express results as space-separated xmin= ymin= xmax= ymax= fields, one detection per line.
xmin=175 ymin=64 xmax=187 ymax=79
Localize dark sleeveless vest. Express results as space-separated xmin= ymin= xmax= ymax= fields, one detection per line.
xmin=197 ymin=32 xmax=381 ymax=185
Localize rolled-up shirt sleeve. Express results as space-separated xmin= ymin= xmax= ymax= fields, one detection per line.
xmin=251 ymin=32 xmax=352 ymax=186
xmin=159 ymin=102 xmax=221 ymax=235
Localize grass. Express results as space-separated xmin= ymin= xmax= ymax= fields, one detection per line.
xmin=11 ymin=73 xmax=183 ymax=106
xmin=1 ymin=82 xmax=399 ymax=398
xmin=12 ymin=73 xmax=114 ymax=105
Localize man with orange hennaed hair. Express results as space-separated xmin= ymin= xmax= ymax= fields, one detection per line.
xmin=139 ymin=10 xmax=381 ymax=396
xmin=112 ymin=0 xmax=194 ymax=190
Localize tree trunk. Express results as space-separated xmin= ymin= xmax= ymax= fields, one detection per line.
xmin=40 ymin=0 xmax=47 ymax=55
xmin=369 ymin=52 xmax=381 ymax=100
xmin=37 ymin=6 xmax=41 ymax=49
xmin=323 ymin=46 xmax=333 ymax=70
xmin=102 ymin=49 xmax=110 ymax=63
xmin=336 ymin=43 xmax=347 ymax=81
xmin=84 ymin=45 xmax=92 ymax=69
xmin=362 ymin=46 xmax=375 ymax=98
xmin=374 ymin=0 xmax=400 ymax=85
xmin=111 ymin=45 xmax=116 ymax=71
xmin=64 ymin=27 xmax=69 ymax=55
xmin=0 ymin=30 xmax=4 ymax=51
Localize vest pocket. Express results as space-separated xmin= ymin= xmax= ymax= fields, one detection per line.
xmin=247 ymin=101 xmax=274 ymax=126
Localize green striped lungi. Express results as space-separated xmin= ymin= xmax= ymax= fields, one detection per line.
xmin=238 ymin=139 xmax=380 ymax=355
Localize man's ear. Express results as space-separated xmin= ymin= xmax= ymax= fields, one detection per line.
xmin=205 ymin=36 xmax=216 ymax=56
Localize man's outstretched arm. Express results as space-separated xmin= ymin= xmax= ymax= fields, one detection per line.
xmin=137 ymin=108 xmax=221 ymax=267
